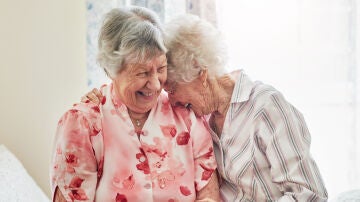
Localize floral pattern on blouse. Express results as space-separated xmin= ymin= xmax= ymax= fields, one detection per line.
xmin=50 ymin=83 xmax=216 ymax=202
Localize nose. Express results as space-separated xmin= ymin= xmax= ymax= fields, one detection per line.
xmin=146 ymin=73 xmax=161 ymax=91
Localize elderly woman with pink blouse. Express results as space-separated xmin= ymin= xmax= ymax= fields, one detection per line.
xmin=50 ymin=7 xmax=219 ymax=202
xmin=85 ymin=14 xmax=328 ymax=201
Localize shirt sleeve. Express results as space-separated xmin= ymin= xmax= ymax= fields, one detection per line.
xmin=50 ymin=105 xmax=101 ymax=201
xmin=260 ymin=91 xmax=328 ymax=201
xmin=189 ymin=113 xmax=217 ymax=192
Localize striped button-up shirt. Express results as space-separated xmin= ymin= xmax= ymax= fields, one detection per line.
xmin=208 ymin=70 xmax=328 ymax=201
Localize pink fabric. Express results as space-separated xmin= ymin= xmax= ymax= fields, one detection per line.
xmin=50 ymin=83 xmax=216 ymax=202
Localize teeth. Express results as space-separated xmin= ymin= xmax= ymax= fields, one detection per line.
xmin=184 ymin=103 xmax=191 ymax=108
xmin=143 ymin=92 xmax=154 ymax=96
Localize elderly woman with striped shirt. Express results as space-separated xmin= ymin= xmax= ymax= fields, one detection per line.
xmin=85 ymin=14 xmax=328 ymax=201
xmin=163 ymin=14 xmax=328 ymax=202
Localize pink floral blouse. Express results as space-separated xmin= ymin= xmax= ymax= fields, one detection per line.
xmin=50 ymin=83 xmax=217 ymax=202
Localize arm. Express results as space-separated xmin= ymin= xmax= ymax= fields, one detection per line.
xmin=54 ymin=187 xmax=67 ymax=202
xmin=261 ymin=92 xmax=328 ymax=201
xmin=189 ymin=113 xmax=220 ymax=201
xmin=50 ymin=107 xmax=100 ymax=201
xmin=196 ymin=172 xmax=221 ymax=202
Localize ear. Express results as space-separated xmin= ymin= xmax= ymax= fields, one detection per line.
xmin=199 ymin=68 xmax=208 ymax=87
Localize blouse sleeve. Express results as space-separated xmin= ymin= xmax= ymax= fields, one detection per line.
xmin=260 ymin=92 xmax=328 ymax=201
xmin=189 ymin=113 xmax=217 ymax=192
xmin=50 ymin=104 xmax=101 ymax=201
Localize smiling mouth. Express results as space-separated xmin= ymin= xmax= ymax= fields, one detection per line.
xmin=139 ymin=92 xmax=155 ymax=97
xmin=138 ymin=91 xmax=154 ymax=97
xmin=137 ymin=91 xmax=157 ymax=100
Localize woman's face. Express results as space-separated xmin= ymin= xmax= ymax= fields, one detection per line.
xmin=114 ymin=54 xmax=167 ymax=114
xmin=165 ymin=75 xmax=213 ymax=117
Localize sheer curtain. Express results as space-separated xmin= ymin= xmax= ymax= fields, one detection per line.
xmin=86 ymin=0 xmax=360 ymax=198
xmin=217 ymin=0 xmax=360 ymax=198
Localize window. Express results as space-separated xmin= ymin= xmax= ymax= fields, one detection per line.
xmin=86 ymin=0 xmax=360 ymax=198
xmin=218 ymin=0 xmax=360 ymax=198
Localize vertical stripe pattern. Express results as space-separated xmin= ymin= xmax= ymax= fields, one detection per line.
xmin=212 ymin=70 xmax=328 ymax=202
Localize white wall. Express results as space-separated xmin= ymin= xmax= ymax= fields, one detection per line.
xmin=0 ymin=0 xmax=87 ymax=197
xmin=218 ymin=0 xmax=360 ymax=198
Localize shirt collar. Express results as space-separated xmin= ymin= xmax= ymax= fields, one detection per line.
xmin=110 ymin=83 xmax=121 ymax=108
xmin=230 ymin=69 xmax=255 ymax=104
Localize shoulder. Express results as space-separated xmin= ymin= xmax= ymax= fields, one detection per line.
xmin=231 ymin=80 xmax=292 ymax=119
xmin=57 ymin=85 xmax=107 ymax=136
xmin=157 ymin=90 xmax=169 ymax=105
xmin=230 ymin=70 xmax=282 ymax=104
xmin=156 ymin=91 xmax=173 ymax=115
xmin=246 ymin=82 xmax=302 ymax=121
xmin=156 ymin=91 xmax=201 ymax=131
xmin=250 ymin=82 xmax=284 ymax=104
xmin=58 ymin=103 xmax=101 ymax=134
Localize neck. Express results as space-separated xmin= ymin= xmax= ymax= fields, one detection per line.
xmin=207 ymin=74 xmax=235 ymax=137
xmin=210 ymin=74 xmax=235 ymax=118
xmin=128 ymin=110 xmax=149 ymax=119
xmin=128 ymin=110 xmax=149 ymax=130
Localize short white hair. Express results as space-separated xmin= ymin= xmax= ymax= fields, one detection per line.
xmin=97 ymin=6 xmax=167 ymax=78
xmin=164 ymin=14 xmax=228 ymax=83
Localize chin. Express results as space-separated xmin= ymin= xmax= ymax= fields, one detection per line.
xmin=135 ymin=107 xmax=152 ymax=114
xmin=136 ymin=104 xmax=156 ymax=113
xmin=193 ymin=111 xmax=203 ymax=117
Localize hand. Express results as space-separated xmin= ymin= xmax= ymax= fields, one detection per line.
xmin=196 ymin=171 xmax=221 ymax=202
xmin=54 ymin=187 xmax=67 ymax=202
xmin=81 ymin=88 xmax=102 ymax=105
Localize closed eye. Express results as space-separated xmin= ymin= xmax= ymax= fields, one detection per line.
xmin=136 ymin=72 xmax=147 ymax=77
xmin=157 ymin=65 xmax=167 ymax=73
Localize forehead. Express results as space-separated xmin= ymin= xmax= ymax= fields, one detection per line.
xmin=168 ymin=81 xmax=193 ymax=91
xmin=125 ymin=54 xmax=167 ymax=70
xmin=128 ymin=53 xmax=167 ymax=65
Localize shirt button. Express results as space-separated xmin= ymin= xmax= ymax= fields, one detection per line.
xmin=139 ymin=156 xmax=146 ymax=162
xmin=159 ymin=178 xmax=166 ymax=189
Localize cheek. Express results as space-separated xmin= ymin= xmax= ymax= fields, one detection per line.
xmin=159 ymin=73 xmax=167 ymax=84
xmin=117 ymin=80 xmax=138 ymax=97
xmin=188 ymin=90 xmax=202 ymax=104
xmin=170 ymin=93 xmax=181 ymax=104
xmin=128 ymin=78 xmax=147 ymax=89
xmin=123 ymin=85 xmax=136 ymax=97
xmin=178 ymin=92 xmax=190 ymax=103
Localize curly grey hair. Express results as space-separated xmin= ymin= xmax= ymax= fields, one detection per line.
xmin=164 ymin=14 xmax=228 ymax=83
xmin=97 ymin=6 xmax=167 ymax=78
